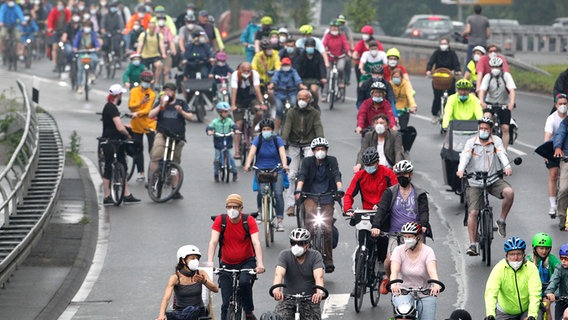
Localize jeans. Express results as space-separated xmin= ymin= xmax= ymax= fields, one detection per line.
xmin=274 ymin=93 xmax=297 ymax=119
xmin=64 ymin=42 xmax=73 ymax=64
xmin=132 ymin=131 xmax=155 ymax=173
xmin=322 ymin=57 xmax=346 ymax=96
xmin=285 ymin=145 xmax=313 ymax=208
xmin=218 ymin=258 xmax=257 ymax=320
xmin=214 ymin=148 xmax=237 ymax=175
xmin=392 ymin=294 xmax=437 ymax=320
xmin=77 ymin=53 xmax=99 ymax=86
xmin=256 ymin=172 xmax=284 ymax=218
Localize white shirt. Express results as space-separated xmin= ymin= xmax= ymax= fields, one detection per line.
xmin=545 ymin=110 xmax=565 ymax=135
xmin=360 ymin=50 xmax=387 ymax=66
xmin=377 ymin=139 xmax=389 ymax=167
xmin=230 ymin=69 xmax=261 ymax=89
xmin=479 ymin=71 xmax=516 ymax=104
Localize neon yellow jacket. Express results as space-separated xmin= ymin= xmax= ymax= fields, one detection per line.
xmin=467 ymin=60 xmax=477 ymax=84
xmin=251 ymin=50 xmax=281 ymax=83
xmin=484 ymin=259 xmax=542 ymax=318
xmin=441 ymin=93 xmax=483 ymax=129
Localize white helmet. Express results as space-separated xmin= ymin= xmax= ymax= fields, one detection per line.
xmin=488 ymin=56 xmax=503 ymax=67
xmin=393 ymin=160 xmax=414 ymax=174
xmin=289 ymin=228 xmax=311 ymax=241
xmin=472 ymin=45 xmax=486 ymax=55
xmin=310 ymin=137 xmax=329 ymax=149
xmin=177 ymin=245 xmax=201 ymax=260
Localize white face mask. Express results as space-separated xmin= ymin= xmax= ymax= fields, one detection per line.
xmin=279 ymin=36 xmax=287 ymax=43
xmin=187 ymin=259 xmax=200 ymax=271
xmin=369 ymin=49 xmax=378 ymax=57
xmin=491 ymin=68 xmax=501 ymax=76
xmin=72 ymin=16 xmax=80 ymax=22
xmin=330 ymin=30 xmax=339 ymax=36
xmin=297 ymin=100 xmax=308 ymax=109
xmin=362 ymin=34 xmax=370 ymax=41
xmin=404 ymin=238 xmax=418 ymax=249
xmin=489 ymin=52 xmax=497 ymax=59
xmin=227 ymin=208 xmax=240 ymax=219
xmin=133 ymin=25 xmax=140 ymax=31
xmin=439 ymin=44 xmax=448 ymax=51
xmin=473 ymin=54 xmax=481 ymax=62
xmin=315 ymin=150 xmax=327 ymax=160
xmin=388 ymin=59 xmax=398 ymax=67
xmin=158 ymin=20 xmax=165 ymax=27
xmin=558 ymin=104 xmax=568 ymax=114
xmin=187 ymin=10 xmax=194 ymax=16
xmin=241 ymin=73 xmax=250 ymax=79
xmin=375 ymin=123 xmax=386 ymax=134
xmin=83 ymin=27 xmax=91 ymax=33
xmin=281 ymin=66 xmax=291 ymax=72
xmin=508 ymin=260 xmax=523 ymax=271
xmin=291 ymin=245 xmax=305 ymax=257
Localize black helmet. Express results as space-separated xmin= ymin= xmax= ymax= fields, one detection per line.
xmin=370 ymin=65 xmax=384 ymax=74
xmin=304 ymin=37 xmax=316 ymax=47
xmin=361 ymin=147 xmax=379 ymax=165
xmin=258 ymin=118 xmax=275 ymax=130
xmin=260 ymin=39 xmax=271 ymax=50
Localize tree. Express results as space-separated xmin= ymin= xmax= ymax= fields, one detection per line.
xmin=345 ymin=0 xmax=378 ymax=32
xmin=291 ymin=0 xmax=313 ymax=28
xmin=229 ymin=0 xmax=241 ymax=32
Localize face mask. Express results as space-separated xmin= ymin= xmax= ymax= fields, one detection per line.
xmin=558 ymin=104 xmax=568 ymax=114
xmin=141 ymin=81 xmax=150 ymax=89
xmin=479 ymin=130 xmax=490 ymax=140
xmin=186 ymin=23 xmax=195 ymax=30
xmin=279 ymin=36 xmax=287 ymax=43
xmin=315 ymin=150 xmax=327 ymax=160
xmin=100 ymin=1 xmax=107 ymax=6
xmin=372 ymin=96 xmax=383 ymax=103
xmin=473 ymin=54 xmax=481 ymax=62
xmin=330 ymin=30 xmax=339 ymax=36
xmin=305 ymin=47 xmax=315 ymax=55
xmin=117 ymin=98 xmax=122 ymax=106
xmin=392 ymin=78 xmax=401 ymax=85
xmin=297 ymin=100 xmax=308 ymax=109
xmin=364 ymin=165 xmax=377 ymax=174
xmin=187 ymin=259 xmax=200 ymax=271
xmin=404 ymin=238 xmax=418 ymax=249
xmin=491 ymin=68 xmax=501 ymax=76
xmin=72 ymin=16 xmax=80 ymax=22
xmin=286 ymin=47 xmax=294 ymax=54
xmin=84 ymin=13 xmax=91 ymax=20
xmin=291 ymin=245 xmax=305 ymax=257
xmin=83 ymin=27 xmax=91 ymax=33
xmin=281 ymin=66 xmax=291 ymax=72
xmin=369 ymin=49 xmax=378 ymax=57
xmin=265 ymin=50 xmax=273 ymax=57
xmin=375 ymin=123 xmax=385 ymax=134
xmin=270 ymin=38 xmax=279 ymax=45
xmin=78 ymin=5 xmax=85 ymax=11
xmin=262 ymin=131 xmax=272 ymax=139
xmin=398 ymin=176 xmax=411 ymax=188
xmin=227 ymin=208 xmax=240 ymax=219
xmin=109 ymin=7 xmax=117 ymax=13
xmin=8 ymin=1 xmax=15 ymax=7
xmin=388 ymin=59 xmax=398 ymax=67
xmin=362 ymin=34 xmax=370 ymax=41
xmin=242 ymin=73 xmax=250 ymax=79
xmin=199 ymin=37 xmax=206 ymax=44
xmin=489 ymin=52 xmax=497 ymax=59
xmin=439 ymin=44 xmax=448 ymax=51
xmin=133 ymin=25 xmax=140 ymax=31
xmin=217 ymin=61 xmax=226 ymax=66
xmin=187 ymin=10 xmax=194 ymax=16
xmin=57 ymin=4 xmax=64 ymax=10
xmin=458 ymin=94 xmax=469 ymax=102
xmin=508 ymin=260 xmax=523 ymax=271
xmin=158 ymin=20 xmax=165 ymax=27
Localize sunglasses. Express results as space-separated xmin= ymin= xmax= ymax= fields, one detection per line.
xmin=560 ymin=256 xmax=568 ymax=261
xmin=290 ymin=241 xmax=308 ymax=246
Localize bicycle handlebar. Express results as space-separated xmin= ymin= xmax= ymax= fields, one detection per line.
xmin=485 ymin=104 xmax=508 ymax=110
xmin=251 ymin=164 xmax=282 ymax=173
xmin=269 ymin=284 xmax=329 ymax=300
xmin=214 ymin=268 xmax=256 ymax=275
xmin=213 ymin=131 xmax=235 ymax=137
xmin=386 ymin=279 xmax=445 ymax=294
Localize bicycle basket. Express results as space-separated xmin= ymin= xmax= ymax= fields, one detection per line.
xmin=431 ymin=68 xmax=454 ymax=91
xmin=257 ymin=171 xmax=278 ymax=183
xmin=79 ymin=55 xmax=92 ymax=64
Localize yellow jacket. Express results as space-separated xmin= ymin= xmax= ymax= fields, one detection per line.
xmin=128 ymin=86 xmax=157 ymax=134
xmin=251 ymin=50 xmax=281 ymax=83
xmin=391 ymin=78 xmax=416 ymax=111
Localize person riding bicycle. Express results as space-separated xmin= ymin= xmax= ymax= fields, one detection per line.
xmin=174 ymin=3 xmax=195 ymax=31
xmin=0 ymin=0 xmax=25 ymax=58
xmin=295 ymin=24 xmax=329 ymax=68
xmin=544 ymin=243 xmax=568 ymax=320
xmin=476 ymin=45 xmax=510 ymax=93
xmin=125 ymin=4 xmax=151 ymax=33
xmin=209 ymin=51 xmax=234 ymax=101
xmin=178 ymin=14 xmax=207 ymax=57
xmin=389 ymin=222 xmax=442 ymax=320
xmin=72 ymin=21 xmax=100 ymax=94
xmin=281 ymin=89 xmax=324 ymax=216
xmin=277 ymin=27 xmax=289 ymax=49
xmin=46 ymin=0 xmax=70 ymax=70
xmin=358 ymin=41 xmax=386 ymax=83
xmin=353 ymin=25 xmax=384 ymax=85
xmin=240 ymin=13 xmax=260 ymax=62
xmin=243 ymin=118 xmax=289 ymax=231
xmin=354 ymin=114 xmax=404 ymax=172
xmin=441 ymin=79 xmax=483 ymax=131
xmin=390 ymin=68 xmax=417 ymax=131
xmin=137 ymin=21 xmax=167 ymax=88
xmin=206 ymin=102 xmax=239 ymax=183
xmin=356 ymin=81 xmax=397 ymax=134
xmin=197 ymin=10 xmax=216 ymax=51
xmin=527 ymin=233 xmax=561 ymax=320
xmin=279 ymin=37 xmax=301 ymax=68
xmin=484 ymin=237 xmax=541 ymax=320
xmin=122 ymin=52 xmax=146 ymax=88
xmin=126 ymin=19 xmax=143 ymax=54
xmin=545 ymin=94 xmax=568 ymax=218
xmin=356 ymin=65 xmax=396 ymax=110
xmin=268 ymin=57 xmax=306 ymax=132
xmin=252 ymin=39 xmax=281 ymax=85
xmin=295 ymin=137 xmax=344 ymax=273
xmin=294 ymin=37 xmax=327 ymax=108
xmin=464 ymin=45 xmax=486 ymax=89
xmin=155 ymin=12 xmax=177 ymax=83
xmin=479 ymin=56 xmax=517 ymax=150
xmin=148 ymin=82 xmax=196 ymax=200
xmin=156 ymin=245 xmax=219 ymax=320
xmin=267 ymin=29 xmax=282 ymax=51
xmin=270 ymin=228 xmax=326 ymax=319
xmin=100 ymin=84 xmax=141 ymax=204
xmin=19 ymin=14 xmax=38 ymax=60
xmin=182 ymin=31 xmax=213 ymax=80
xmin=99 ymin=1 xmax=124 ymax=64
xmin=207 ymin=193 xmax=266 ymax=320
xmin=383 ymin=48 xmax=410 ymax=83
xmin=150 ymin=5 xmax=177 ymax=36
xmin=457 ymin=117 xmax=514 ymax=256
xmin=321 ymin=19 xmax=350 ymax=103
xmin=552 ymin=96 xmax=568 ymax=231
xmin=61 ymin=11 xmax=81 ymax=66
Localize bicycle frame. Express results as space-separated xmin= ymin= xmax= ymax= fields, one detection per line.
xmin=300 ymin=192 xmax=337 ymax=260
xmin=387 ymin=279 xmax=445 ymax=319
xmin=215 ymin=268 xmax=257 ymax=320
xmin=253 ymin=164 xmax=281 ymax=247
xmin=269 ymin=284 xmax=329 ymax=320
xmin=214 ymin=132 xmax=235 ymax=183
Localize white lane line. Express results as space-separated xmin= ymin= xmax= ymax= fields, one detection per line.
xmin=507 ymin=146 xmax=527 ymax=156
xmin=321 ymin=293 xmax=350 ymax=319
xmin=514 ymin=140 xmax=537 ymax=150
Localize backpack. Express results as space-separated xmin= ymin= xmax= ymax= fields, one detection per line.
xmin=218 ymin=213 xmax=251 ymax=259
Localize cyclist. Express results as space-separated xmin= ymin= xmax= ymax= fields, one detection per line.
xmin=295 ymin=24 xmax=328 ymax=68
xmin=268 ymin=57 xmax=306 ymax=132
xmin=156 ymin=245 xmax=218 ymax=320
xmin=207 ymin=193 xmax=266 ymax=320
xmin=271 ymin=228 xmax=325 ymax=319
xmin=197 ymin=10 xmax=216 ymax=51
xmin=475 ymin=45 xmax=510 ymax=93
xmin=484 ymin=237 xmax=541 ymax=320
xmin=254 ymin=15 xmax=273 ymax=53
xmin=356 ymin=65 xmax=396 ymax=111
xmin=124 ymin=4 xmax=151 ymax=34
xmin=383 ymin=47 xmax=410 ymax=83
xmin=208 ymin=15 xmax=224 ymax=52
xmin=354 ymin=114 xmax=404 ymax=172
xmin=333 ymin=14 xmax=354 ymax=85
xmin=178 ymin=14 xmax=207 ymax=57
xmin=182 ymin=31 xmax=213 ymax=80
xmin=252 ymin=39 xmax=281 ymax=86
xmin=294 ymin=37 xmax=327 ymax=107
xmin=295 ymin=137 xmax=344 ymax=273
xmin=125 ymin=20 xmax=143 ymax=54
xmin=544 ymin=94 xmax=568 ymax=218
xmin=441 ymin=79 xmax=483 ymax=131
xmin=206 ymin=102 xmax=238 ymax=183
xmin=457 ymin=117 xmax=514 ymax=255
xmin=209 ymin=51 xmax=233 ymax=101
xmin=122 ymin=52 xmax=146 ymax=89
xmin=553 ymin=68 xmax=568 ymax=101
xmin=243 ymin=118 xmax=288 ymax=231
xmin=99 ymin=0 xmax=124 ymax=65
xmin=479 ymin=56 xmax=517 ymax=150
xmin=61 ymin=11 xmax=81 ymax=67
xmin=150 ymin=5 xmax=176 ymax=36
xmin=389 ymin=222 xmax=441 ymax=320
xmin=544 ymin=243 xmax=568 ymax=320
xmin=19 ymin=14 xmax=38 ymax=61
xmin=281 ymin=89 xmax=324 ymax=216
xmin=128 ymin=70 xmax=156 ymax=182
xmin=72 ymin=21 xmax=100 ymax=94
xmin=155 ymin=13 xmax=177 ymax=83
xmin=100 ymin=84 xmax=141 ymax=204
xmin=174 ymin=3 xmax=195 ymax=31
xmin=137 ymin=21 xmax=167 ymax=88
xmin=240 ymin=13 xmax=261 ymax=62
xmin=279 ymin=37 xmax=300 ymax=66
xmin=426 ymin=37 xmax=462 ymax=125
xmin=461 ymin=5 xmax=490 ymax=67
xmin=277 ymin=27 xmax=289 ymax=47
xmin=358 ymin=41 xmax=386 ymax=83
xmin=353 ymin=25 xmax=384 ymax=85
xmin=391 ymin=68 xmax=417 ymax=131
xmin=321 ymin=19 xmax=350 ymax=103
xmin=46 ymin=0 xmax=70 ymax=70
xmin=268 ymin=29 xmax=282 ymax=51
xmin=464 ymin=45 xmax=486 ymax=89
xmin=527 ymin=233 xmax=560 ymax=320
xmin=356 ymin=81 xmax=397 ymax=134
xmin=147 ymin=82 xmax=196 ymax=200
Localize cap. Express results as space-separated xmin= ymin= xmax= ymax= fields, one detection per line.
xmin=199 ymin=10 xmax=208 ymax=17
xmin=281 ymin=57 xmax=291 ymax=65
xmin=186 ymin=2 xmax=195 ymax=8
xmin=163 ymin=82 xmax=177 ymax=91
xmin=226 ymin=194 xmax=243 ymax=207
xmin=109 ymin=84 xmax=126 ymax=95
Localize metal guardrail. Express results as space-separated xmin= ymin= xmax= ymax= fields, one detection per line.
xmin=492 ymin=25 xmax=568 ymax=53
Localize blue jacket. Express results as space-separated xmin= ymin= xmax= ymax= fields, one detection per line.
xmin=0 ymin=3 xmax=25 ymax=27
xmin=183 ymin=42 xmax=212 ymax=62
xmin=553 ymin=117 xmax=568 ymax=153
xmin=271 ymin=69 xmax=302 ymax=100
xmin=240 ymin=22 xmax=259 ymax=50
xmin=73 ymin=30 xmax=101 ymax=49
xmin=19 ymin=20 xmax=38 ymax=41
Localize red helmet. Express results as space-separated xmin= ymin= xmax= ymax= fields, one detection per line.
xmin=361 ymin=25 xmax=374 ymax=35
xmin=140 ymin=71 xmax=154 ymax=82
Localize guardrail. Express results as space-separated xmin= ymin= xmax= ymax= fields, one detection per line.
xmin=492 ymin=25 xmax=568 ymax=53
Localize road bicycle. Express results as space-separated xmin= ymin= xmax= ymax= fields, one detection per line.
xmin=100 ymin=32 xmax=123 ymax=79
xmin=96 ymin=137 xmax=135 ymax=206
xmin=147 ymin=129 xmax=184 ymax=203
xmin=252 ymin=164 xmax=282 ymax=247
xmin=214 ymin=268 xmax=257 ymax=320
xmin=214 ymin=131 xmax=236 ymax=183
xmin=268 ymin=283 xmax=329 ymax=320
xmin=3 ymin=27 xmax=19 ymax=71
xmin=386 ymin=279 xmax=445 ymax=319
xmin=485 ymin=103 xmax=519 ymax=145
xmin=298 ymin=192 xmax=339 ymax=264
xmin=326 ymin=53 xmax=346 ymax=110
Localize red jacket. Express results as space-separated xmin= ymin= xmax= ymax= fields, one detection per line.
xmin=46 ymin=8 xmax=71 ymax=34
xmin=323 ymin=33 xmax=349 ymax=61
xmin=357 ymin=98 xmax=396 ymax=129
xmin=344 ymin=165 xmax=398 ymax=211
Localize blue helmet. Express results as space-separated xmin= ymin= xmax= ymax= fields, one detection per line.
xmin=560 ymin=243 xmax=568 ymax=256
xmin=504 ymin=237 xmax=526 ymax=252
xmin=216 ymin=102 xmax=230 ymax=112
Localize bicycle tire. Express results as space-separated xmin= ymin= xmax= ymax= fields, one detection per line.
xmin=369 ymin=249 xmax=381 ymax=307
xmin=126 ymin=153 xmax=137 ymax=182
xmin=269 ymin=195 xmax=275 ymax=242
xmin=484 ymin=208 xmax=493 ymax=266
xmin=341 ymin=87 xmax=346 ymax=103
xmin=110 ymin=162 xmax=126 ymax=206
xmin=354 ymin=249 xmax=367 ymax=313
xmin=262 ymin=194 xmax=271 ymax=247
xmin=148 ymin=162 xmax=184 ymax=203
xmin=195 ymin=96 xmax=206 ymax=123
xmin=25 ymin=46 xmax=32 ymax=68
xmin=84 ymin=68 xmax=89 ymax=101
xmin=296 ymin=201 xmax=306 ymax=228
xmin=227 ymin=308 xmax=237 ymax=320
xmin=223 ymin=150 xmax=230 ymax=183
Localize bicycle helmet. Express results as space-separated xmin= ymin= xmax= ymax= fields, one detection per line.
xmin=260 ymin=39 xmax=271 ymax=50
xmin=260 ymin=16 xmax=273 ymax=25
xmin=478 ymin=117 xmax=494 ymax=127
xmin=532 ymin=232 xmax=552 ymax=248
xmin=559 ymin=243 xmax=568 ymax=256
xmin=329 ymin=19 xmax=341 ymax=27
xmin=140 ymin=71 xmax=154 ymax=82
xmin=361 ymin=25 xmax=374 ymax=34
xmin=278 ymin=27 xmax=289 ymax=35
xmin=472 ymin=45 xmax=486 ymax=55
xmin=177 ymin=245 xmax=201 ymax=260
xmin=361 ymin=147 xmax=379 ymax=165
xmin=299 ymin=24 xmax=313 ymax=35
xmin=370 ymin=65 xmax=384 ymax=75
xmin=386 ymin=48 xmax=400 ymax=59
xmin=129 ymin=52 xmax=141 ymax=60
xmin=455 ymin=79 xmax=472 ymax=90
xmin=336 ymin=14 xmax=346 ymax=23
xmin=216 ymin=51 xmax=227 ymax=61
xmin=154 ymin=5 xmax=165 ymax=13
xmin=489 ymin=56 xmax=504 ymax=67
xmin=401 ymin=222 xmax=422 ymax=235
xmin=289 ymin=228 xmax=311 ymax=242
xmin=504 ymin=236 xmax=527 ymax=252
xmin=185 ymin=13 xmax=196 ymax=22
xmin=216 ymin=101 xmax=230 ymax=112
xmin=369 ymin=81 xmax=387 ymax=93
xmin=258 ymin=118 xmax=275 ymax=130
xmin=393 ymin=160 xmax=414 ymax=174
xmin=310 ymin=137 xmax=329 ymax=149
xmin=259 ymin=312 xmax=282 ymax=320
xmin=304 ymin=37 xmax=316 ymax=47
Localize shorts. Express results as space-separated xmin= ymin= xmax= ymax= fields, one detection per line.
xmin=150 ymin=132 xmax=185 ymax=163
xmin=546 ymin=158 xmax=560 ymax=169
xmin=141 ymin=56 xmax=162 ymax=68
xmin=484 ymin=105 xmax=512 ymax=125
xmin=232 ymin=99 xmax=259 ymax=122
xmin=0 ymin=26 xmax=21 ymax=40
xmin=466 ymin=179 xmax=511 ymax=211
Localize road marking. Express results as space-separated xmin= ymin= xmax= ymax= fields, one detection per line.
xmin=321 ymin=293 xmax=350 ymax=319
xmin=514 ymin=140 xmax=537 ymax=150
xmin=507 ymin=146 xmax=527 ymax=156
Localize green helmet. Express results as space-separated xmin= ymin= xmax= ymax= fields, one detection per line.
xmin=455 ymin=79 xmax=472 ymax=90
xmin=532 ymin=232 xmax=552 ymax=248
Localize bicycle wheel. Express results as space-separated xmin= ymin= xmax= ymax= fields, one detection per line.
xmin=195 ymin=96 xmax=206 ymax=123
xmin=484 ymin=208 xmax=493 ymax=266
xmin=269 ymin=195 xmax=275 ymax=242
xmin=148 ymin=162 xmax=184 ymax=203
xmin=354 ymin=249 xmax=367 ymax=313
xmin=126 ymin=153 xmax=137 ymax=182
xmin=262 ymin=194 xmax=271 ymax=247
xmin=84 ymin=68 xmax=90 ymax=101
xmin=369 ymin=254 xmax=381 ymax=307
xmin=328 ymin=77 xmax=336 ymax=110
xmin=478 ymin=214 xmax=486 ymax=262
xmin=295 ymin=201 xmax=305 ymax=228
xmin=226 ymin=308 xmax=237 ymax=320
xmin=110 ymin=162 xmax=126 ymax=206
xmin=341 ymin=86 xmax=346 ymax=103
xmin=24 ymin=46 xmax=32 ymax=68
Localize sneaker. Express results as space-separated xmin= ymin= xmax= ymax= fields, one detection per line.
xmin=136 ymin=173 xmax=145 ymax=182
xmin=103 ymin=196 xmax=113 ymax=204
xmin=286 ymin=206 xmax=295 ymax=216
xmin=172 ymin=192 xmax=184 ymax=200
xmin=380 ymin=278 xmax=389 ymax=295
xmin=214 ymin=174 xmax=219 ymax=182
xmin=276 ymin=222 xmax=285 ymax=232
xmin=431 ymin=116 xmax=439 ymax=124
xmin=64 ymin=65 xmax=71 ymax=72
xmin=466 ymin=244 xmax=479 ymax=256
xmin=496 ymin=219 xmax=506 ymax=237
xmin=77 ymin=87 xmax=84 ymax=94
xmin=245 ymin=313 xmax=257 ymax=320
xmin=232 ymin=172 xmax=238 ymax=182
xmin=124 ymin=194 xmax=141 ymax=203
xmin=548 ymin=207 xmax=557 ymax=219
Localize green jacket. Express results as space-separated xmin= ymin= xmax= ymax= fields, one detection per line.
xmin=526 ymin=253 xmax=561 ymax=284
xmin=122 ymin=63 xmax=146 ymax=85
xmin=484 ymin=259 xmax=542 ymax=318
xmin=544 ymin=264 xmax=568 ymax=297
xmin=281 ymin=106 xmax=324 ymax=145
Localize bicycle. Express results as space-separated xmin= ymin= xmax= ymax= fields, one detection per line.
xmin=96 ymin=137 xmax=135 ymax=206
xmin=541 ymin=295 xmax=568 ymax=320
xmin=96 ymin=113 xmax=139 ymax=182
xmin=273 ymin=86 xmax=297 ymax=133
xmin=268 ymin=283 xmax=329 ymax=320
xmin=289 ymin=143 xmax=310 ymax=225
xmin=386 ymin=279 xmax=445 ymax=319
xmin=214 ymin=74 xmax=231 ymax=104
xmin=485 ymin=103 xmax=519 ymax=146
xmin=214 ymin=131 xmax=236 ymax=183
xmin=252 ymin=164 xmax=282 ymax=247
xmin=430 ymin=68 xmax=455 ymax=134
xmin=214 ymin=268 xmax=257 ymax=320
xmin=183 ymin=77 xmax=215 ymax=123
xmin=3 ymin=27 xmax=19 ymax=71
xmin=23 ymin=34 xmax=35 ymax=69
xmin=326 ymin=53 xmax=346 ymax=110
xmin=101 ymin=32 xmax=123 ymax=79
xmin=55 ymin=41 xmax=66 ymax=78
xmin=147 ymin=129 xmax=184 ymax=203
xmin=238 ymin=107 xmax=255 ymax=167
xmin=74 ymin=48 xmax=97 ymax=101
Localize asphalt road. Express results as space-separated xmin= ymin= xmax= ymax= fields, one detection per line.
xmin=7 ymin=54 xmax=567 ymax=320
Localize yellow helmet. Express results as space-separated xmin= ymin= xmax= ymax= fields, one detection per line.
xmin=299 ymin=24 xmax=314 ymax=35
xmin=260 ymin=16 xmax=273 ymax=25
xmin=386 ymin=48 xmax=401 ymax=59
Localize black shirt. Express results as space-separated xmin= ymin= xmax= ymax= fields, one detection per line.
xmin=101 ymin=102 xmax=124 ymax=139
xmin=155 ymin=98 xmax=191 ymax=140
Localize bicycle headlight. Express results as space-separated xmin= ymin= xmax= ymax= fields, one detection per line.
xmin=313 ymin=213 xmax=325 ymax=226
xmin=84 ymin=64 xmax=90 ymax=70
xmin=195 ymin=91 xmax=200 ymax=95
xmin=26 ymin=39 xmax=31 ymax=44
xmin=395 ymin=303 xmax=415 ymax=317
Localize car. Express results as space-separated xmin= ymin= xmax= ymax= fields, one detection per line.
xmin=402 ymin=14 xmax=453 ymax=41
xmin=553 ymin=17 xmax=568 ymax=28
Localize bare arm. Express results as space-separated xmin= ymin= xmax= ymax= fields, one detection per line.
xmin=207 ymin=230 xmax=220 ymax=265
xmin=311 ymin=266 xmax=325 ymax=303
xmin=250 ymin=232 xmax=265 ymax=272
xmin=157 ymin=275 xmax=176 ymax=320
xmin=243 ymin=144 xmax=257 ymax=171
xmin=272 ymin=266 xmax=286 ymax=301
xmin=112 ymin=116 xmax=130 ymax=137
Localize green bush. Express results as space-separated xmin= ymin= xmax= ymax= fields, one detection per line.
xmin=510 ymin=65 xmax=566 ymax=97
